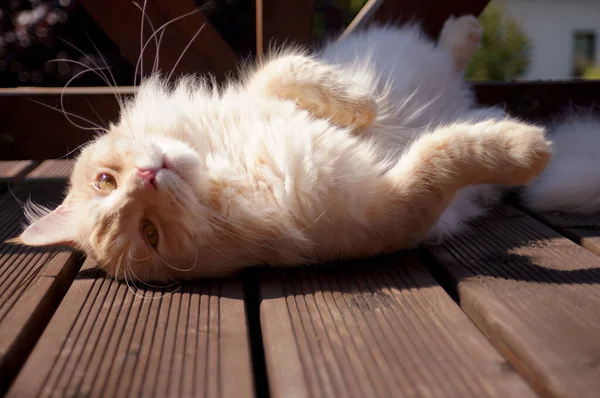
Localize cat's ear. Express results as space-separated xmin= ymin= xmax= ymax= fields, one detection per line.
xmin=7 ymin=204 xmax=79 ymax=247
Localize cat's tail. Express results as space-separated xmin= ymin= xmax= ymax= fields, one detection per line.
xmin=520 ymin=115 xmax=600 ymax=213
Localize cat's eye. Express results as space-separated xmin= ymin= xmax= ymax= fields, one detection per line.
xmin=143 ymin=220 xmax=159 ymax=248
xmin=94 ymin=173 xmax=117 ymax=192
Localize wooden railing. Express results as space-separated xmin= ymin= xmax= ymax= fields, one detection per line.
xmin=1 ymin=0 xmax=600 ymax=160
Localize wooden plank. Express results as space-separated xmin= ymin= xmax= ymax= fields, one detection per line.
xmin=260 ymin=252 xmax=536 ymax=398
xmin=79 ymin=0 xmax=238 ymax=82
xmin=427 ymin=205 xmax=600 ymax=398
xmin=530 ymin=211 xmax=600 ymax=257
xmin=256 ymin=0 xmax=314 ymax=57
xmin=8 ymin=262 xmax=254 ymax=397
xmin=1 ymin=78 xmax=598 ymax=159
xmin=0 ymin=174 xmax=80 ymax=395
xmin=0 ymin=90 xmax=124 ymax=160
xmin=339 ymin=0 xmax=386 ymax=40
xmin=25 ymin=159 xmax=75 ymax=181
xmin=0 ymin=161 xmax=38 ymax=192
xmin=474 ymin=80 xmax=600 ymax=122
xmin=0 ymin=161 xmax=37 ymax=179
xmin=0 ymin=87 xmax=135 ymax=95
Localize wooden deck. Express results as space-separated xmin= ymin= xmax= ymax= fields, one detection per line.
xmin=1 ymin=160 xmax=599 ymax=398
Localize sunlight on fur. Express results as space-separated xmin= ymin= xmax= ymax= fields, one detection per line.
xmin=9 ymin=11 xmax=559 ymax=283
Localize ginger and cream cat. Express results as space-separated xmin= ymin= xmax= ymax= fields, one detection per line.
xmin=10 ymin=16 xmax=553 ymax=282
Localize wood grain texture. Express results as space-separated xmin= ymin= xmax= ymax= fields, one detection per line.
xmin=0 ymin=179 xmax=80 ymax=395
xmin=8 ymin=261 xmax=254 ymax=398
xmin=531 ymin=211 xmax=600 ymax=257
xmin=427 ymin=205 xmax=600 ymax=398
xmin=25 ymin=159 xmax=75 ymax=180
xmin=0 ymin=161 xmax=37 ymax=192
xmin=79 ymin=0 xmax=237 ymax=82
xmin=260 ymin=252 xmax=535 ymax=398
xmin=0 ymin=161 xmax=37 ymax=179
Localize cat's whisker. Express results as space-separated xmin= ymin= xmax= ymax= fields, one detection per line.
xmin=136 ymin=0 xmax=148 ymax=85
xmin=55 ymin=40 xmax=123 ymax=108
xmin=84 ymin=32 xmax=124 ymax=109
xmin=122 ymin=259 xmax=158 ymax=300
xmin=155 ymin=29 xmax=167 ymax=75
xmin=132 ymin=1 xmax=160 ymax=77
xmin=130 ymin=263 xmax=180 ymax=290
xmin=59 ymin=142 xmax=90 ymax=160
xmin=7 ymin=184 xmax=27 ymax=210
xmin=83 ymin=97 xmax=108 ymax=132
xmin=47 ymin=57 xmax=123 ymax=122
xmin=27 ymin=98 xmax=107 ymax=132
xmin=56 ymin=40 xmax=113 ymax=88
xmin=134 ymin=7 xmax=203 ymax=85
xmin=166 ymin=23 xmax=205 ymax=82
xmin=127 ymin=248 xmax=180 ymax=288
xmin=116 ymin=252 xmax=143 ymax=298
xmin=152 ymin=233 xmax=198 ymax=273
xmin=59 ymin=67 xmax=120 ymax=132
xmin=48 ymin=57 xmax=112 ymax=88
xmin=127 ymin=249 xmax=153 ymax=262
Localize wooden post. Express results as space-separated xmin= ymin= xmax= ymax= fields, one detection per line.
xmin=79 ymin=0 xmax=238 ymax=81
xmin=256 ymin=0 xmax=314 ymax=59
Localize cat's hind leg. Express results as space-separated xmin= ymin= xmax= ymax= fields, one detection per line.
xmin=382 ymin=119 xmax=551 ymax=248
xmin=245 ymin=54 xmax=376 ymax=131
xmin=438 ymin=15 xmax=483 ymax=74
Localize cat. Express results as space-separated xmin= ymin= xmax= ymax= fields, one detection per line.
xmin=8 ymin=16 xmax=552 ymax=282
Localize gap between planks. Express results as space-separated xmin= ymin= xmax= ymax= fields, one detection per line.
xmin=0 ymin=160 xmax=82 ymax=395
xmin=259 ymin=251 xmax=536 ymax=398
xmin=426 ymin=205 xmax=600 ymax=398
xmin=8 ymin=260 xmax=255 ymax=398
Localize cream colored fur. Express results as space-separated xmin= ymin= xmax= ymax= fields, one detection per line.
xmin=10 ymin=17 xmax=552 ymax=282
xmin=521 ymin=113 xmax=600 ymax=213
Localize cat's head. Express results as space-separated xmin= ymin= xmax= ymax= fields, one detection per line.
xmin=11 ymin=80 xmax=233 ymax=282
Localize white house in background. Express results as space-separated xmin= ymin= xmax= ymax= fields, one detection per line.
xmin=502 ymin=0 xmax=600 ymax=79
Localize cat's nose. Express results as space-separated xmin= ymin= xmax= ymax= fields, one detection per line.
xmin=137 ymin=168 xmax=158 ymax=189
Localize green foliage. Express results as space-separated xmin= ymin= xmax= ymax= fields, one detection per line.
xmin=582 ymin=66 xmax=600 ymax=80
xmin=349 ymin=0 xmax=369 ymax=14
xmin=466 ymin=2 xmax=532 ymax=81
xmin=312 ymin=0 xmax=369 ymax=42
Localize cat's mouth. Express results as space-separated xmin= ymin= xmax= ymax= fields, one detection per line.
xmin=152 ymin=157 xmax=187 ymax=190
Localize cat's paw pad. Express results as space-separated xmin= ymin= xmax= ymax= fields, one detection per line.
xmin=440 ymin=15 xmax=483 ymax=48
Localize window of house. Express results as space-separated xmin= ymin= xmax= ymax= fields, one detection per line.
xmin=573 ymin=31 xmax=596 ymax=77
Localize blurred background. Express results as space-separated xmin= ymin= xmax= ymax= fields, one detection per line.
xmin=0 ymin=0 xmax=598 ymax=88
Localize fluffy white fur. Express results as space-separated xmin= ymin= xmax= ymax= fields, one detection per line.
xmin=521 ymin=114 xmax=600 ymax=213
xmin=10 ymin=17 xmax=553 ymax=282
xmin=315 ymin=21 xmax=509 ymax=238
